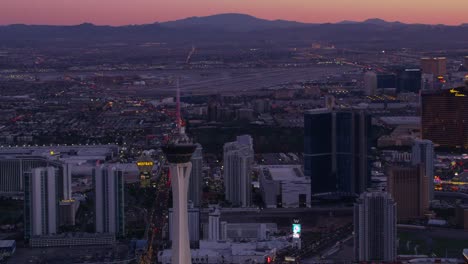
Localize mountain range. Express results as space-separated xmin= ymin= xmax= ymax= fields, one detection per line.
xmin=1 ymin=13 xmax=468 ymax=49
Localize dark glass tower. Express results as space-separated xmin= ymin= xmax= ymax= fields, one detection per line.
xmin=397 ymin=69 xmax=422 ymax=93
xmin=304 ymin=108 xmax=370 ymax=195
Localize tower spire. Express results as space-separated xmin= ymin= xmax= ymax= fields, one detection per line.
xmin=176 ymin=77 xmax=182 ymax=134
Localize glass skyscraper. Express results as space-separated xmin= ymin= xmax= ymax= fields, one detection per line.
xmin=304 ymin=108 xmax=370 ymax=195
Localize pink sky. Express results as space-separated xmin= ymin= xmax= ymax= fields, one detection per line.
xmin=1 ymin=0 xmax=467 ymax=26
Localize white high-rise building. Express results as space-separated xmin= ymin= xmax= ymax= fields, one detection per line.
xmin=208 ymin=207 xmax=220 ymax=241
xmin=223 ymin=135 xmax=254 ymax=207
xmin=60 ymin=163 xmax=72 ymax=200
xmin=93 ymin=166 xmax=125 ymax=236
xmin=354 ymin=192 xmax=397 ymax=262
xmin=364 ymin=71 xmax=378 ymax=96
xmin=24 ymin=167 xmax=59 ymax=238
xmin=412 ymin=139 xmax=435 ymax=200
xmin=189 ymin=144 xmax=203 ymax=207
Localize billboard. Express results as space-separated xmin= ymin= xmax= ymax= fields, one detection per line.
xmin=292 ymin=223 xmax=301 ymax=238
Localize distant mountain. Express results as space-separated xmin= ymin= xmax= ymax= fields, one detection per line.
xmin=161 ymin=13 xmax=307 ymax=32
xmin=1 ymin=13 xmax=468 ymax=50
xmin=362 ymin=18 xmax=403 ymax=26
xmin=337 ymin=20 xmax=360 ymax=24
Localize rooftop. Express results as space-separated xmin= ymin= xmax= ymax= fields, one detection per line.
xmin=0 ymin=240 xmax=15 ymax=248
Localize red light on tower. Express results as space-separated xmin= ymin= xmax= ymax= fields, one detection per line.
xmin=265 ymin=256 xmax=272 ymax=263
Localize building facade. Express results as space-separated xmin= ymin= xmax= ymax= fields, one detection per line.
xmin=387 ymin=165 xmax=429 ymax=221
xmin=412 ymin=139 xmax=435 ymax=200
xmin=363 ymin=71 xmax=377 ymax=96
xmin=304 ymin=108 xmax=370 ymax=195
xmin=258 ymin=165 xmax=310 ymax=208
xmin=421 ymin=57 xmax=447 ymax=76
xmin=24 ymin=167 xmax=59 ymax=238
xmin=354 ymin=192 xmax=396 ymax=262
xmin=0 ymin=156 xmax=63 ymax=194
xmin=93 ymin=166 xmax=125 ymax=237
xmin=189 ymin=144 xmax=203 ymax=207
xmin=421 ymin=86 xmax=468 ymax=149
xmin=397 ymin=68 xmax=422 ymax=93
xmin=169 ymin=205 xmax=200 ymax=243
xmin=223 ymin=135 xmax=254 ymax=207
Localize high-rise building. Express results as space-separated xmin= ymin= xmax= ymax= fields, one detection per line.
xmin=304 ymin=109 xmax=370 ymax=195
xmin=169 ymin=204 xmax=200 ymax=243
xmin=208 ymin=207 xmax=220 ymax=241
xmin=188 ymin=144 xmax=203 ymax=207
xmin=377 ymin=73 xmax=397 ymax=90
xmin=0 ymin=156 xmax=63 ymax=194
xmin=421 ymin=86 xmax=468 ymax=149
xmin=387 ymin=165 xmax=429 ymax=221
xmin=421 ymin=57 xmax=447 ymax=77
xmin=207 ymin=102 xmax=219 ymax=122
xmin=464 ymin=56 xmax=468 ymax=70
xmin=354 ymin=192 xmax=396 ymax=262
xmin=412 ymin=139 xmax=435 ymax=200
xmin=223 ymin=135 xmax=254 ymax=207
xmin=363 ymin=71 xmax=377 ymax=96
xmin=93 ymin=166 xmax=125 ymax=236
xmin=162 ymin=131 xmax=196 ymax=264
xmin=421 ymin=57 xmax=447 ymax=76
xmin=24 ymin=167 xmax=59 ymax=238
xmin=397 ymin=68 xmax=422 ymax=93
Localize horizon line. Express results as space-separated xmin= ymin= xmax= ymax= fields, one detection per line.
xmin=0 ymin=13 xmax=466 ymax=27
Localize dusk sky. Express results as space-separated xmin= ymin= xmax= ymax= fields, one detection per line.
xmin=1 ymin=0 xmax=467 ymax=26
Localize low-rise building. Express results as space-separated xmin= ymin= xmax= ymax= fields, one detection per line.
xmin=258 ymin=165 xmax=310 ymax=208
xmin=29 ymin=233 xmax=116 ymax=248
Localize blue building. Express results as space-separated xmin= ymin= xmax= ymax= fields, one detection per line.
xmin=304 ymin=108 xmax=370 ymax=195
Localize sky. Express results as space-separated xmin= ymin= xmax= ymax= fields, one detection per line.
xmin=1 ymin=0 xmax=467 ymax=26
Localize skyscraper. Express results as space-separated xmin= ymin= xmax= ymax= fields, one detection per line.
xmin=363 ymin=71 xmax=377 ymax=96
xmin=0 ymin=156 xmax=63 ymax=194
xmin=162 ymin=131 xmax=196 ymax=264
xmin=387 ymin=165 xmax=429 ymax=221
xmin=188 ymin=144 xmax=203 ymax=207
xmin=412 ymin=139 xmax=435 ymax=200
xmin=377 ymin=73 xmax=397 ymax=90
xmin=24 ymin=167 xmax=59 ymax=238
xmin=93 ymin=166 xmax=125 ymax=236
xmin=397 ymin=68 xmax=422 ymax=93
xmin=421 ymin=86 xmax=468 ymax=149
xmin=354 ymin=192 xmax=396 ymax=262
xmin=223 ymin=135 xmax=254 ymax=207
xmin=304 ymin=108 xmax=370 ymax=195
xmin=421 ymin=57 xmax=447 ymax=76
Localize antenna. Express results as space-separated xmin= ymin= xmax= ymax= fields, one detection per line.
xmin=176 ymin=77 xmax=183 ymax=134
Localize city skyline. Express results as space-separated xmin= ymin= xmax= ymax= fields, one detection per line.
xmin=2 ymin=0 xmax=468 ymax=262
xmin=1 ymin=0 xmax=468 ymax=26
